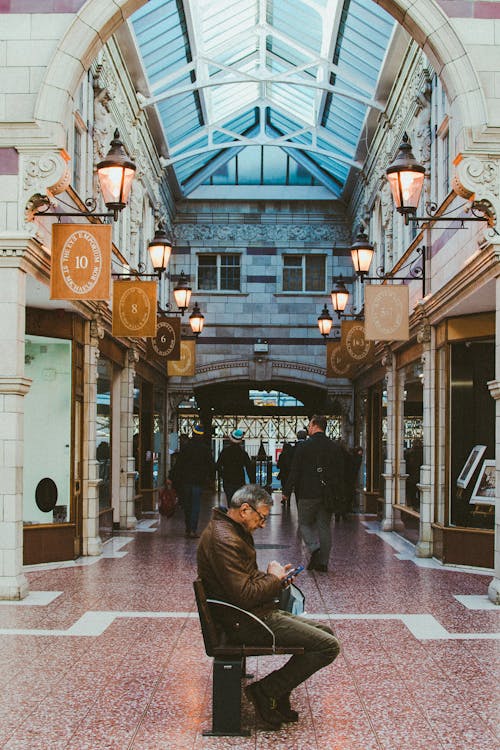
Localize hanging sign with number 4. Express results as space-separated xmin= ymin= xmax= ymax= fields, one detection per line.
xmin=50 ymin=224 xmax=112 ymax=300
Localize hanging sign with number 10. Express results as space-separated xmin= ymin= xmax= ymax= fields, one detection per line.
xmin=50 ymin=224 xmax=112 ymax=300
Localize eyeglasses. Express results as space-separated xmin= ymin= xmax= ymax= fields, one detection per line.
xmin=246 ymin=504 xmax=268 ymax=524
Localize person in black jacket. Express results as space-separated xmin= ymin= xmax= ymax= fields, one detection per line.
xmin=216 ymin=429 xmax=255 ymax=503
xmin=282 ymin=415 xmax=344 ymax=572
xmin=171 ymin=424 xmax=215 ymax=538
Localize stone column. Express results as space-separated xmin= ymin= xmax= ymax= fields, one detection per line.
xmin=120 ymin=347 xmax=138 ymax=529
xmin=81 ymin=316 xmax=103 ymax=556
xmin=416 ymin=319 xmax=433 ymax=557
xmin=488 ymin=377 xmax=500 ymax=604
xmin=381 ymin=347 xmax=398 ymax=531
xmin=0 ymin=241 xmax=34 ymax=599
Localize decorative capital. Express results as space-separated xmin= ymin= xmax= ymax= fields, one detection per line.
xmin=453 ymin=154 xmax=499 ymax=227
xmin=90 ymin=316 xmax=105 ymax=343
xmin=381 ymin=345 xmax=393 ymax=369
xmin=22 ymin=149 xmax=71 ymax=221
xmin=128 ymin=346 xmax=140 ymax=365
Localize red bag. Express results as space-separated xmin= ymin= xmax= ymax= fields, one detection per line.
xmin=158 ymin=480 xmax=178 ymax=517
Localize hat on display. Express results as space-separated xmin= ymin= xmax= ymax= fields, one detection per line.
xmin=229 ymin=428 xmax=245 ymax=443
xmin=193 ymin=424 xmax=204 ymax=436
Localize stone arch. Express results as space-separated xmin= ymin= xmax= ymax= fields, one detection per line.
xmin=36 ymin=0 xmax=488 ymax=147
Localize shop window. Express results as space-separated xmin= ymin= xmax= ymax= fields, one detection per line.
xmin=23 ymin=336 xmax=72 ymax=525
xmin=198 ymin=253 xmax=240 ymax=291
xmin=282 ymin=254 xmax=325 ymax=292
xmin=96 ymin=357 xmax=112 ymax=513
xmin=153 ymin=389 xmax=165 ymax=488
xmin=449 ymin=341 xmax=494 ymax=529
xmin=402 ymin=362 xmax=424 ymax=510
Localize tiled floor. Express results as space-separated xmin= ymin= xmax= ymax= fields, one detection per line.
xmin=1 ymin=499 xmax=499 ymax=749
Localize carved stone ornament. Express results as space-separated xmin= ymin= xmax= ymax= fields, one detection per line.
xmin=453 ymin=155 xmax=500 ymax=226
xmin=90 ymin=316 xmax=105 ymax=343
xmin=175 ymin=222 xmax=350 ymax=244
xmin=22 ymin=150 xmax=71 ymax=219
xmin=381 ymin=345 xmax=393 ymax=369
xmin=127 ymin=346 xmax=140 ymax=365
xmin=416 ymin=320 xmax=431 ymax=344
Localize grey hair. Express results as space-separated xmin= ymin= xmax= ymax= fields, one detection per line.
xmin=230 ymin=484 xmax=273 ymax=509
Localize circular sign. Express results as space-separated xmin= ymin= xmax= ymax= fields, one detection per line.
xmin=35 ymin=477 xmax=58 ymax=512
xmin=345 ymin=323 xmax=371 ymax=361
xmin=60 ymin=229 xmax=102 ymax=295
xmin=330 ymin=345 xmax=351 ymax=376
xmin=151 ymin=320 xmax=176 ymax=357
xmin=371 ymin=288 xmax=405 ymax=337
xmin=118 ymin=286 xmax=151 ymax=331
xmin=173 ymin=341 xmax=194 ymax=375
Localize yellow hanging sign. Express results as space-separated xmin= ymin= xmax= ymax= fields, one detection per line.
xmin=112 ymin=280 xmax=157 ymax=338
xmin=50 ymin=223 xmax=111 ymax=300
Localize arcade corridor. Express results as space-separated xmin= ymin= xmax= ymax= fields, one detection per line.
xmin=0 ymin=500 xmax=497 ymax=749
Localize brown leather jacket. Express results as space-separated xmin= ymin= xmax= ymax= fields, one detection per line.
xmin=197 ymin=507 xmax=281 ymax=617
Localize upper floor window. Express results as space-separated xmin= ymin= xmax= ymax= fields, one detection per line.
xmin=198 ymin=253 xmax=240 ymax=291
xmin=282 ymin=254 xmax=325 ymax=292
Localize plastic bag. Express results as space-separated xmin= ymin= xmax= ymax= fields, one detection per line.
xmin=158 ymin=480 xmax=178 ymax=517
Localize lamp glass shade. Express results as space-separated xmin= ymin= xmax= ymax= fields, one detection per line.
xmin=148 ymin=228 xmax=172 ymax=273
xmin=386 ymin=133 xmax=425 ymax=214
xmin=173 ymin=275 xmax=192 ymax=312
xmin=189 ymin=304 xmax=205 ymax=335
xmin=351 ymin=245 xmax=374 ymax=275
xmin=317 ymin=305 xmax=333 ymax=337
xmin=331 ymin=281 xmax=349 ymax=313
xmin=148 ymin=242 xmax=171 ymax=273
xmin=97 ymin=130 xmax=136 ymax=213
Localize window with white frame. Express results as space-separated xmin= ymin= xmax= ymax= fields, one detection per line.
xmin=198 ymin=253 xmax=241 ymax=291
xmin=282 ymin=254 xmax=325 ymax=292
xmin=71 ymin=72 xmax=93 ymax=198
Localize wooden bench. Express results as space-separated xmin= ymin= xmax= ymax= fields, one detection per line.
xmin=193 ymin=578 xmax=304 ymax=736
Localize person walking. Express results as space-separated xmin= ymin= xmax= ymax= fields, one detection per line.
xmin=216 ymin=428 xmax=255 ymax=503
xmin=171 ymin=424 xmax=215 ymax=538
xmin=282 ymin=415 xmax=345 ymax=572
xmin=197 ymin=484 xmax=340 ymax=730
xmin=277 ymin=429 xmax=307 ymax=507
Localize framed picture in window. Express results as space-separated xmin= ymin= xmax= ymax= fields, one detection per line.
xmin=456 ymin=445 xmax=486 ymax=488
xmin=470 ymin=460 xmax=496 ymax=505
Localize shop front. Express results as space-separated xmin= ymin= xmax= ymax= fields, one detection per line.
xmin=23 ymin=308 xmax=85 ymax=564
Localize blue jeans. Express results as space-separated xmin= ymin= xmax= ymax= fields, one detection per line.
xmin=183 ymin=483 xmax=202 ymax=533
xmin=233 ymin=609 xmax=340 ymax=698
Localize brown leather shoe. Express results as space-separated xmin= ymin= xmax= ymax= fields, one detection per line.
xmin=245 ymin=682 xmax=282 ymax=729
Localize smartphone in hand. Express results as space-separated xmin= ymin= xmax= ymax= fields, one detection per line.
xmin=282 ymin=564 xmax=305 ymax=585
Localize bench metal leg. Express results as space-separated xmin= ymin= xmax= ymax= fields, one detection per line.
xmin=203 ymin=656 xmax=251 ymax=737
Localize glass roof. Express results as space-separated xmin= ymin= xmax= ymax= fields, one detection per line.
xmin=130 ymin=0 xmax=395 ymax=197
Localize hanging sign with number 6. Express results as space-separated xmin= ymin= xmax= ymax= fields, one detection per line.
xmin=147 ymin=316 xmax=180 ymax=361
xmin=112 ymin=279 xmax=157 ymax=337
xmin=50 ymin=224 xmax=112 ymax=300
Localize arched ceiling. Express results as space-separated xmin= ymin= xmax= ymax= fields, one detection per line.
xmin=129 ymin=0 xmax=395 ymax=198
xmin=194 ymin=379 xmax=337 ymax=415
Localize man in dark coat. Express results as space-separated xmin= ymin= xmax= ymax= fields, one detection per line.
xmin=282 ymin=415 xmax=344 ymax=572
xmin=172 ymin=424 xmax=215 ymax=537
xmin=197 ymin=484 xmax=340 ymax=730
xmin=215 ymin=428 xmax=255 ymax=503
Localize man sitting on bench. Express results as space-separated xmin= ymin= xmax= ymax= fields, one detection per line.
xmin=197 ymin=484 xmax=340 ymax=730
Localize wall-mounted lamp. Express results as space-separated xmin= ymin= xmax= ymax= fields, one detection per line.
xmin=147 ymin=222 xmax=172 ymax=277
xmin=172 ymin=271 xmax=192 ymax=314
xmin=330 ymin=277 xmax=350 ymax=318
xmin=33 ymin=130 xmax=136 ymax=221
xmin=189 ymin=302 xmax=205 ymax=337
xmin=317 ymin=304 xmax=333 ymax=337
xmin=386 ymin=133 xmax=489 ymax=227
